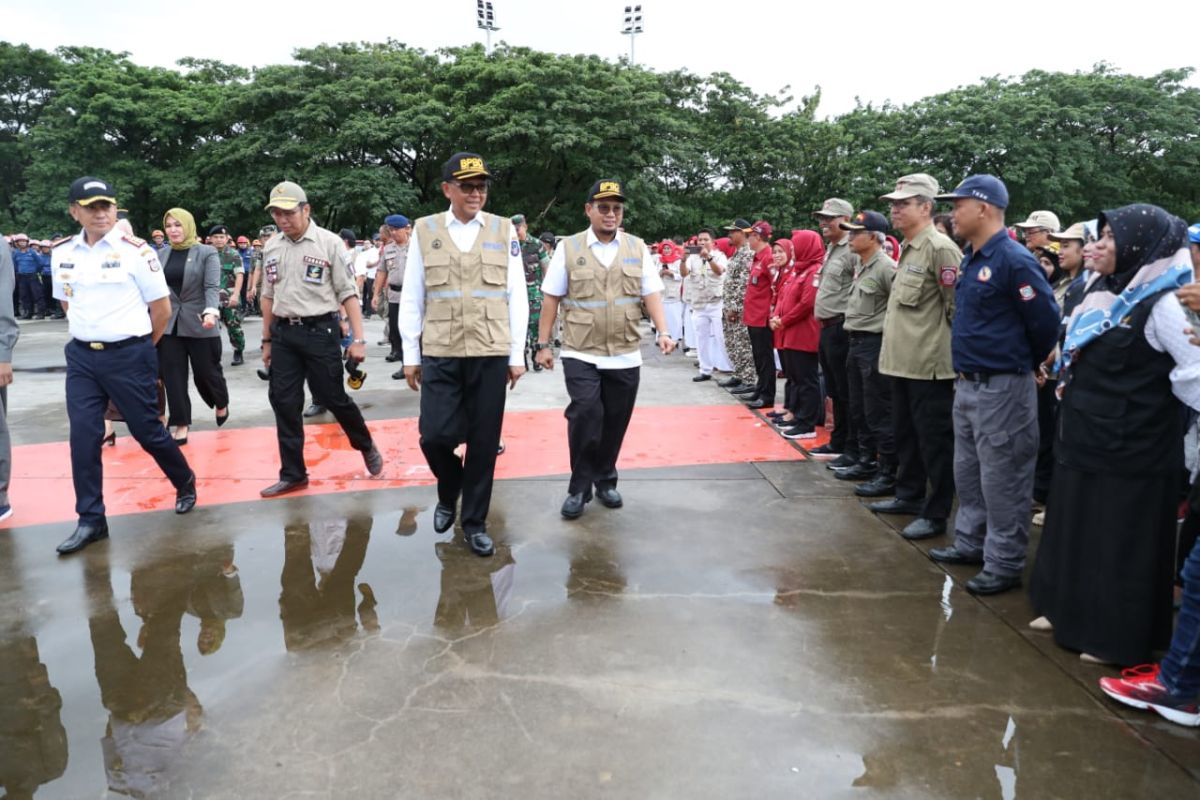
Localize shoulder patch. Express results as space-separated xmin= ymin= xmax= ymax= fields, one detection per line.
xmin=511 ymin=240 xmax=521 ymax=257
xmin=938 ymin=266 xmax=958 ymax=287
xmin=51 ymin=236 xmax=73 ymax=248
xmin=1018 ymin=283 xmax=1037 ymax=301
xmin=122 ymin=234 xmax=146 ymax=247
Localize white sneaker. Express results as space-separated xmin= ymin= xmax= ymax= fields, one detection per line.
xmin=1028 ymin=616 xmax=1053 ymax=632
xmin=1032 ymin=510 xmax=1045 ymax=526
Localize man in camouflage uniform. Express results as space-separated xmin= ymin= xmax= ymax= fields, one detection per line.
xmin=209 ymin=224 xmax=246 ymax=365
xmin=512 ymin=214 xmax=548 ymax=371
xmin=246 ymin=225 xmax=277 ymax=319
xmin=719 ymin=218 xmax=756 ymax=389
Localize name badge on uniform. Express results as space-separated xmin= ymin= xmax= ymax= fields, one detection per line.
xmin=303 ymin=256 xmax=330 ymax=284
xmin=904 ymin=264 xmax=923 ymax=275
xmin=98 ymin=254 xmax=126 ymax=283
xmin=265 ymin=257 xmax=279 ymax=284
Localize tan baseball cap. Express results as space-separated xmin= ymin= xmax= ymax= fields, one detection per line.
xmin=880 ymin=174 xmax=940 ymax=201
xmin=813 ymin=198 xmax=854 ymax=218
xmin=1014 ymin=210 xmax=1061 ymax=231
xmin=1050 ymin=222 xmax=1087 ymax=242
xmin=264 ymin=181 xmax=308 ymax=211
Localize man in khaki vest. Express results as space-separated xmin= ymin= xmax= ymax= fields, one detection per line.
xmin=398 ymin=152 xmax=529 ymax=557
xmin=534 ymin=180 xmax=675 ymax=519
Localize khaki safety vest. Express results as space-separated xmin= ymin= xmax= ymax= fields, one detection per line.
xmin=417 ymin=213 xmax=512 ymax=358
xmin=560 ymin=232 xmax=645 ymax=356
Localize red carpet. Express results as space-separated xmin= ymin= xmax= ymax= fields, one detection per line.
xmin=5 ymin=405 xmax=819 ymax=527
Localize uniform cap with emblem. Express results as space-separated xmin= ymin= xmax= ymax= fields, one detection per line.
xmin=209 ymin=224 xmax=229 ymax=236
xmin=813 ymin=198 xmax=854 ymax=218
xmin=749 ymin=220 xmax=773 ymax=238
xmin=510 ymin=214 xmax=526 ymax=226
xmin=259 ymin=224 xmax=279 ymax=238
xmin=839 ymin=210 xmax=890 ymax=233
xmin=1050 ymin=222 xmax=1089 ymax=243
xmin=723 ymin=218 xmax=752 ymax=232
xmin=538 ymin=231 xmax=556 ymax=245
xmin=1014 ymin=210 xmax=1062 ymax=231
xmin=68 ymin=176 xmax=117 ymax=206
xmin=1189 ymin=223 xmax=1200 ymax=244
xmin=383 ymin=214 xmax=410 ymax=229
xmin=880 ymin=173 xmax=940 ymax=201
xmin=588 ymin=180 xmax=626 ymax=202
xmin=264 ymin=181 xmax=308 ymax=211
xmin=442 ymin=152 xmax=492 ymax=182
xmin=934 ymin=174 xmax=1009 ymax=209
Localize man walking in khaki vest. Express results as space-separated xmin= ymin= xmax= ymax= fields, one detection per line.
xmin=535 ymin=180 xmax=675 ymax=519
xmin=399 ymin=153 xmax=529 ymax=557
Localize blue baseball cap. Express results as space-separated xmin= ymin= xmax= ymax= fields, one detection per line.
xmin=1189 ymin=222 xmax=1200 ymax=244
xmin=935 ymin=174 xmax=1009 ymax=209
xmin=384 ymin=214 xmax=410 ymax=228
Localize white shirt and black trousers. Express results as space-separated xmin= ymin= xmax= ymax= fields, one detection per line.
xmin=52 ymin=229 xmax=194 ymax=525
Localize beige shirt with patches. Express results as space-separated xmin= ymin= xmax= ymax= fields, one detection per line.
xmin=879 ymin=224 xmax=962 ymax=380
xmin=813 ymin=237 xmax=855 ymax=321
xmin=844 ymin=249 xmax=897 ymax=334
xmin=261 ymin=222 xmax=358 ymax=317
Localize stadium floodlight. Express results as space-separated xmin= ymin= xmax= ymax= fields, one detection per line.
xmin=621 ymin=5 xmax=644 ymax=65
xmin=476 ymin=1 xmax=500 ymax=55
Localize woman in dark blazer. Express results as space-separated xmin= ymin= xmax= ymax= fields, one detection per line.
xmin=157 ymin=208 xmax=229 ymax=444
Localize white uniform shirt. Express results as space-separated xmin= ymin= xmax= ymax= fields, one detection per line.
xmin=355 ymin=245 xmax=378 ymax=280
xmin=541 ymin=229 xmax=665 ymax=370
xmin=52 ymin=228 xmax=169 ymax=342
xmin=1144 ymin=292 xmax=1200 ymax=410
xmin=399 ymin=209 xmax=529 ymax=367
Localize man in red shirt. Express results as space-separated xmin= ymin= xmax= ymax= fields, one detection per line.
xmin=742 ymin=221 xmax=776 ymax=409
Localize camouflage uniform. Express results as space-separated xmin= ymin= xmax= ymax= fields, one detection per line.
xmin=721 ymin=245 xmax=756 ymax=382
xmin=520 ymin=237 xmax=547 ymax=363
xmin=215 ymin=244 xmax=246 ymax=354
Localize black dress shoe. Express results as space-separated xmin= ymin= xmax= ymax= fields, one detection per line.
xmin=385 ymin=351 xmax=402 ymax=362
xmin=834 ymin=462 xmax=878 ymax=481
xmin=57 ymin=521 xmax=109 ymax=555
xmin=718 ymin=377 xmax=743 ymax=388
xmin=595 ymin=486 xmax=623 ymax=508
xmin=869 ymin=498 xmax=924 ymax=515
xmin=745 ymin=399 xmax=773 ymax=410
xmin=809 ymin=444 xmax=840 ymax=457
xmin=434 ymin=503 xmax=457 ymax=533
xmin=929 ymin=545 xmax=983 ymax=565
xmin=363 ymin=445 xmax=384 ymax=476
xmin=561 ymin=491 xmax=591 ymax=519
xmin=303 ymin=404 xmax=326 ymax=418
xmin=260 ymin=479 xmax=309 ymax=498
xmin=692 ymin=373 xmax=712 ymax=382
xmin=465 ymin=529 xmax=495 ymax=557
xmin=730 ymin=386 xmax=758 ymax=396
xmin=900 ymin=517 xmax=946 ymax=540
xmin=826 ymin=453 xmax=858 ymax=470
xmin=392 ymin=369 xmax=405 ymax=380
xmin=175 ymin=474 xmax=197 ymax=514
xmin=231 ymin=350 xmax=244 ymax=366
xmin=854 ymin=475 xmax=896 ymax=497
xmin=966 ymin=570 xmax=1022 ymax=595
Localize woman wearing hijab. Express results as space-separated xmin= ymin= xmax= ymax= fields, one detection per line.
xmin=1029 ymin=204 xmax=1200 ymax=665
xmin=767 ymin=231 xmax=823 ymax=440
xmin=156 ymin=209 xmax=228 ymax=444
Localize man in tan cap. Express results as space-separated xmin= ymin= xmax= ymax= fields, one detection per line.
xmin=867 ymin=174 xmax=962 ymax=542
xmin=811 ymin=197 xmax=858 ymax=464
xmin=1014 ymin=210 xmax=1061 ymax=254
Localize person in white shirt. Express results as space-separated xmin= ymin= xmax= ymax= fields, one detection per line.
xmin=681 ymin=228 xmax=733 ymax=382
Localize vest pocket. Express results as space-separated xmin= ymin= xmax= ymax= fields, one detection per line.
xmin=425 ymin=303 xmax=454 ymax=347
xmin=621 ymin=264 xmax=643 ymax=296
xmin=481 ymin=259 xmax=507 ymax=286
xmin=894 ymin=271 xmax=924 ymax=308
xmin=426 ymin=265 xmax=451 ymax=287
xmin=483 ymin=301 xmax=510 ymax=345
xmin=623 ymin=304 xmax=644 ymax=342
xmin=569 ymin=269 xmax=597 ymax=298
xmin=565 ymin=309 xmax=594 ymax=349
xmin=1061 ymin=388 xmax=1126 ymax=452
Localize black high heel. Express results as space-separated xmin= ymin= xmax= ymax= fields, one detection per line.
xmin=216 ymin=408 xmax=229 ymax=427
xmin=102 ymin=432 xmax=116 ymax=447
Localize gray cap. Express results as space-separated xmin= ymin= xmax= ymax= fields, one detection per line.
xmin=813 ymin=198 xmax=854 ymax=218
xmin=880 ymin=173 xmax=940 ymax=201
xmin=264 ymin=181 xmax=307 ymax=211
xmin=1014 ymin=210 xmax=1062 ymax=232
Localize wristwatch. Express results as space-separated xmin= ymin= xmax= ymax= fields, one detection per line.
xmin=352 ymin=338 xmax=366 ymax=344
xmin=533 ymin=342 xmax=553 ymax=351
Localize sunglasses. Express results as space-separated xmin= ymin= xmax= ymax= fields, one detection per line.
xmin=593 ymin=203 xmax=624 ymax=216
xmin=453 ymin=181 xmax=490 ymax=195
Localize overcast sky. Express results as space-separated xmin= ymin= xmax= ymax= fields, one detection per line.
xmin=8 ymin=0 xmax=1198 ymax=117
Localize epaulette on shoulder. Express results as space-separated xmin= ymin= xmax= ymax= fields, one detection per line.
xmin=51 ymin=236 xmax=73 ymax=248
xmin=122 ymin=234 xmax=146 ymax=247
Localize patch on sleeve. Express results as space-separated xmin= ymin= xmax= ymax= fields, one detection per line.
xmin=938 ymin=266 xmax=958 ymax=287
xmin=511 ymin=240 xmax=521 ymax=258
xmin=1018 ymin=283 xmax=1037 ymax=301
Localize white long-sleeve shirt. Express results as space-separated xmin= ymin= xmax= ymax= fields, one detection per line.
xmin=1144 ymin=292 xmax=1200 ymax=410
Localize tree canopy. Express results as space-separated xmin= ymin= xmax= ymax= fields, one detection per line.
xmin=2 ymin=40 xmax=1197 ymax=240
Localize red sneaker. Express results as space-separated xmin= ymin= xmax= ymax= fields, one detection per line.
xmin=1099 ymin=665 xmax=1200 ymax=727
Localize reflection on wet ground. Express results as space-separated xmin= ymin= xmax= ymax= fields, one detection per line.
xmin=2 ymin=466 xmax=1198 ymax=798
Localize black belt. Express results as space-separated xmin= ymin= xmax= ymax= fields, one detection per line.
xmin=958 ymin=370 xmax=1019 ymax=384
xmin=388 ymin=284 xmax=402 ymax=291
xmin=273 ymin=312 xmax=339 ymax=326
xmin=818 ymin=314 xmax=845 ymax=329
xmin=73 ymin=334 xmax=149 ymax=351
xmin=847 ymin=330 xmax=882 ymax=339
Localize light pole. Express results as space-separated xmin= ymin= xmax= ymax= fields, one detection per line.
xmin=621 ymin=5 xmax=644 ymax=66
xmin=476 ymin=0 xmax=500 ymax=55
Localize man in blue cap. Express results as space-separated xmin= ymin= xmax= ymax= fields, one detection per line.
xmin=929 ymin=175 xmax=1060 ymax=595
xmin=377 ymin=214 xmax=410 ymax=376
xmin=1189 ymin=222 xmax=1200 ymax=276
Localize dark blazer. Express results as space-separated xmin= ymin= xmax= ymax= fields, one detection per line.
xmin=156 ymin=244 xmax=220 ymax=338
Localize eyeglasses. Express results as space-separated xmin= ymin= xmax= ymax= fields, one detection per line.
xmin=453 ymin=181 xmax=490 ymax=195
xmin=593 ymin=203 xmax=624 ymax=216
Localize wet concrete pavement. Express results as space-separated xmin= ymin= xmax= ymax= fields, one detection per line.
xmin=2 ymin=317 xmax=1199 ymax=798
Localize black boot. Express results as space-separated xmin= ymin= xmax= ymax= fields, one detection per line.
xmin=231 ymin=350 xmax=244 ymax=366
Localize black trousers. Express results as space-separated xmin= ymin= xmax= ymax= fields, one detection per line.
xmin=418 ymin=356 xmax=509 ymax=533
xmin=17 ymin=273 xmax=43 ymax=315
xmin=65 ymin=337 xmax=193 ymax=523
xmin=746 ymin=325 xmax=776 ymax=405
xmin=818 ymin=321 xmax=855 ymax=455
xmin=157 ymin=334 xmax=229 ymax=427
xmin=780 ymin=349 xmax=820 ymax=430
xmin=891 ymin=376 xmax=955 ymax=520
xmin=387 ymin=298 xmax=403 ymax=358
xmin=1033 ymin=379 xmax=1058 ymax=504
xmin=563 ymin=358 xmax=640 ymax=495
xmin=847 ymin=333 xmax=895 ymax=472
xmin=362 ymin=278 xmax=374 ymax=317
xmin=268 ymin=318 xmax=373 ymax=482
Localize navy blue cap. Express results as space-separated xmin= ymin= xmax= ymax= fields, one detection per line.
xmin=839 ymin=210 xmax=890 ymax=234
xmin=209 ymin=224 xmax=229 ymax=236
xmin=935 ymin=175 xmax=1009 ymax=209
xmin=384 ymin=214 xmax=410 ymax=229
xmin=1189 ymin=222 xmax=1200 ymax=244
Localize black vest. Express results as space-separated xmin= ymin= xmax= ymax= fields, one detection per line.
xmin=1057 ymin=289 xmax=1182 ymax=475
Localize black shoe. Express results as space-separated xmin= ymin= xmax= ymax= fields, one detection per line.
xmin=257 ymin=367 xmax=271 ymax=381
xmin=260 ymin=479 xmax=309 ymax=498
xmin=56 ymin=521 xmax=109 ymax=555
xmin=175 ymin=474 xmax=197 ymax=514
xmin=392 ymin=369 xmax=405 ymax=380
xmin=965 ymin=570 xmax=1022 ymax=595
xmin=465 ymin=529 xmax=494 ymax=557
xmin=216 ymin=408 xmax=230 ymax=427
xmin=385 ymin=351 xmax=402 ymax=362
xmin=561 ymin=491 xmax=592 ymax=519
xmin=102 ymin=431 xmax=116 ymax=447
xmin=434 ymin=503 xmax=457 ymax=533
xmin=929 ymin=545 xmax=983 ymax=565
xmin=595 ymin=486 xmax=623 ymax=508
xmin=497 ymin=439 xmax=505 ymax=456
xmin=717 ymin=377 xmax=743 ymax=388
xmin=231 ymin=350 xmax=244 ymax=366
xmin=745 ymin=399 xmax=773 ymax=410
xmin=869 ymin=498 xmax=923 ymax=515
xmin=693 ymin=374 xmax=712 ymax=382
xmin=731 ymin=386 xmax=758 ymax=396
xmin=835 ymin=462 xmax=878 ymax=481
xmin=900 ymin=517 xmax=946 ymax=540
xmin=172 ymin=435 xmax=188 ymax=446
xmin=33 ymin=313 xmax=45 ymax=320
xmin=363 ymin=445 xmax=384 ymax=476
xmin=826 ymin=453 xmax=857 ymax=470
xmin=854 ymin=475 xmax=896 ymax=498
xmin=303 ymin=404 xmax=326 ymax=418
xmin=532 ymin=362 xmax=543 ymax=372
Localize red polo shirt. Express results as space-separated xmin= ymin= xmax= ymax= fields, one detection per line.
xmin=742 ymin=246 xmax=775 ymax=327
